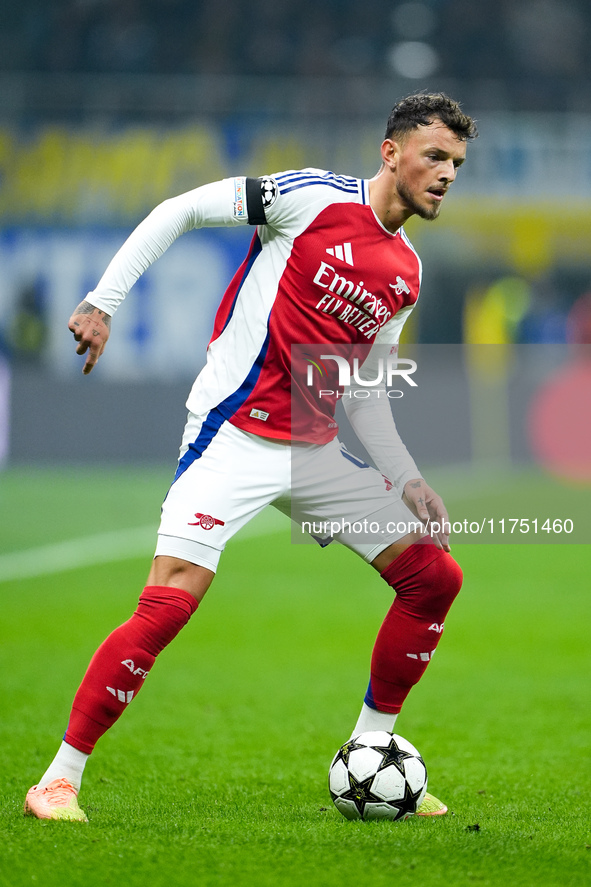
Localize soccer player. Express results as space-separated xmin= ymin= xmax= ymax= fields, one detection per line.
xmin=24 ymin=93 xmax=477 ymax=821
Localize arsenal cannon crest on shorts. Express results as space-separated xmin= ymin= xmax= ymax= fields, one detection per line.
xmin=188 ymin=513 xmax=226 ymax=530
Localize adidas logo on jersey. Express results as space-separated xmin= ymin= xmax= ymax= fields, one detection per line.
xmin=326 ymin=242 xmax=354 ymax=266
xmin=250 ymin=408 xmax=269 ymax=421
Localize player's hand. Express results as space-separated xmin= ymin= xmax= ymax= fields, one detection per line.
xmin=68 ymin=300 xmax=111 ymax=375
xmin=403 ymin=478 xmax=451 ymax=552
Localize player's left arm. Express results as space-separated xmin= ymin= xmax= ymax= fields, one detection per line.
xmin=402 ymin=478 xmax=450 ymax=552
xmin=344 ymin=390 xmax=451 ymax=551
xmin=343 ymin=310 xmax=451 ymax=550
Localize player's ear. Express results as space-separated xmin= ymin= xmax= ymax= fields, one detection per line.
xmin=380 ymin=139 xmax=399 ymax=171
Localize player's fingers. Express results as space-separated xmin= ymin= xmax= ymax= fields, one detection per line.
xmin=438 ymin=529 xmax=451 ymax=552
xmin=82 ymin=347 xmax=100 ymax=374
xmin=426 ymin=523 xmax=444 ymax=550
xmin=427 ymin=497 xmax=448 ymax=524
xmin=434 ymin=514 xmax=450 ymax=548
xmin=83 ymin=336 xmax=106 ymax=374
xmin=70 ymin=317 xmax=96 ymax=351
xmin=426 ymin=499 xmax=450 ymax=551
xmin=434 ymin=510 xmax=451 ymax=551
xmin=433 ymin=522 xmax=450 ymax=551
xmin=407 ymin=493 xmax=429 ymax=524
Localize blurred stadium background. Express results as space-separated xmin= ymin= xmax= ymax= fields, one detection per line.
xmin=1 ymin=13 xmax=589 ymax=881
xmin=0 ymin=0 xmax=590 ymax=473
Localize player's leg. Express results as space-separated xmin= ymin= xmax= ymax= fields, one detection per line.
xmin=24 ymin=561 xmax=212 ymax=821
xmin=62 ymin=560 xmax=211 ymax=756
xmin=354 ymin=536 xmax=462 ymax=731
xmin=290 ymin=438 xmax=462 ymax=737
xmin=25 ymin=416 xmax=291 ymax=821
xmin=356 ymin=534 xmax=463 ymax=817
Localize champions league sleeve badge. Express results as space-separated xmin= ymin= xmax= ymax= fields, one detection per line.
xmin=260 ymin=176 xmax=278 ymax=209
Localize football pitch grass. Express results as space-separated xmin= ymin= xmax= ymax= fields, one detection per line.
xmin=1 ymin=466 xmax=589 ymax=887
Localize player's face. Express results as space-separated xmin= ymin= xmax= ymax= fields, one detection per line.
xmin=393 ymin=121 xmax=467 ymax=221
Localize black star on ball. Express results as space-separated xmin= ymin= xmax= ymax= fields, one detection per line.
xmin=377 ymin=736 xmax=416 ymax=775
xmin=340 ymin=772 xmax=377 ymax=818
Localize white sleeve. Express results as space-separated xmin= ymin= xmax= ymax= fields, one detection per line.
xmin=342 ymin=305 xmax=422 ymax=494
xmin=85 ymin=178 xmax=247 ymax=316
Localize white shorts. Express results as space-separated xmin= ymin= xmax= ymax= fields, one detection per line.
xmin=155 ymin=412 xmax=421 ymax=572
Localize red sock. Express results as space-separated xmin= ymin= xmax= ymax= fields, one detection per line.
xmin=65 ymin=586 xmax=198 ymax=754
xmin=365 ymin=541 xmax=463 ymax=714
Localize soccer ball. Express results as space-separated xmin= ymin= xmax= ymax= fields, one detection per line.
xmin=328 ymin=731 xmax=428 ymax=821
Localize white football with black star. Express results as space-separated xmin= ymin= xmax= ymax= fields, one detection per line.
xmin=260 ymin=176 xmax=278 ymax=208
xmin=328 ymin=731 xmax=427 ymax=821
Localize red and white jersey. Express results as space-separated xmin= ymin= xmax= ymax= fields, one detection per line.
xmin=192 ymin=170 xmax=421 ymax=443
xmin=86 ymin=169 xmax=422 ymax=445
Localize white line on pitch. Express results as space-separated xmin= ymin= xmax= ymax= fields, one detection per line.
xmin=0 ymin=509 xmax=289 ymax=583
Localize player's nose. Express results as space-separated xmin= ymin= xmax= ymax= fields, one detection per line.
xmin=439 ymin=159 xmax=457 ymax=183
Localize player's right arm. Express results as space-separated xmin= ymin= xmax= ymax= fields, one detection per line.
xmin=68 ymin=301 xmax=112 ymax=375
xmin=73 ymin=169 xmax=352 ymax=373
xmin=82 ymin=179 xmax=248 ymax=316
xmin=70 ymin=178 xmax=255 ymax=373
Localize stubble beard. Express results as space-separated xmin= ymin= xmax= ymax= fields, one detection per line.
xmin=396 ymin=178 xmax=441 ymax=221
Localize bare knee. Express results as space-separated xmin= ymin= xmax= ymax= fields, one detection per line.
xmin=147 ymin=555 xmax=215 ymax=603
